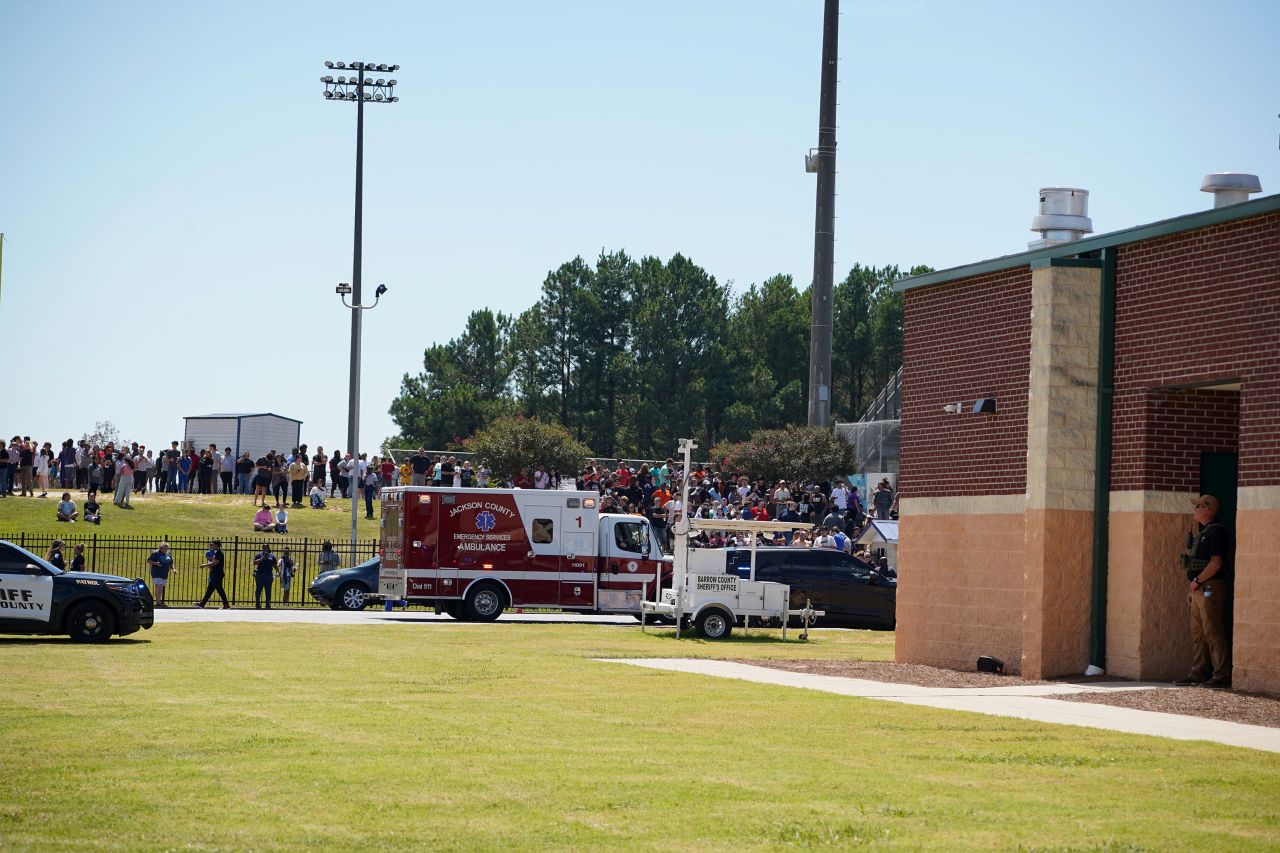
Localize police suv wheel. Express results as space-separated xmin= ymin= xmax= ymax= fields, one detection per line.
xmin=335 ymin=582 xmax=369 ymax=611
xmin=464 ymin=584 xmax=504 ymax=622
xmin=67 ymin=602 xmax=115 ymax=643
xmin=695 ymin=609 xmax=733 ymax=640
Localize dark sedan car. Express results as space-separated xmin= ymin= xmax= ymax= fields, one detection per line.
xmin=731 ymin=547 xmax=895 ymax=630
xmin=308 ymin=557 xmax=381 ymax=610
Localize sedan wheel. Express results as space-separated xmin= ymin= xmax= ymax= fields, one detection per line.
xmin=336 ymin=582 xmax=369 ymax=611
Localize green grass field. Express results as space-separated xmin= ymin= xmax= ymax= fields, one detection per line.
xmin=0 ymin=491 xmax=380 ymax=541
xmin=2 ymin=622 xmax=1277 ymax=851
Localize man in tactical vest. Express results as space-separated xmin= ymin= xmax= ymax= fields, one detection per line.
xmin=1173 ymin=494 xmax=1232 ymax=688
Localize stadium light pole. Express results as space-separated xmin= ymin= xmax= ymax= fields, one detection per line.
xmin=321 ymin=59 xmax=400 ymax=556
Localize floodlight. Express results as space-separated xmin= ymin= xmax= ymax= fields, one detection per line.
xmin=335 ymin=61 xmax=346 ymax=69
xmin=375 ymin=78 xmax=384 ymax=85
xmin=374 ymin=94 xmax=384 ymax=101
xmin=375 ymin=284 xmax=388 ymax=297
xmin=387 ymin=79 xmax=396 ymax=85
xmin=390 ymin=96 xmax=398 ymax=102
xmin=325 ymin=60 xmax=334 ymax=68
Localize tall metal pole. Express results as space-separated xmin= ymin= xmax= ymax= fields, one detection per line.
xmin=347 ymin=64 xmax=366 ymax=554
xmin=807 ymin=0 xmax=839 ymax=427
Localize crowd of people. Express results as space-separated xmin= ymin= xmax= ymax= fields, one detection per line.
xmin=8 ymin=435 xmax=899 ymax=556
xmin=573 ymin=458 xmax=897 ymax=556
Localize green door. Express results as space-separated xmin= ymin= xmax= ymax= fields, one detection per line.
xmin=1199 ymin=452 xmax=1237 ymax=531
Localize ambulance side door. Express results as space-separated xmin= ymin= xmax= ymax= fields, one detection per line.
xmin=559 ymin=506 xmax=595 ymax=608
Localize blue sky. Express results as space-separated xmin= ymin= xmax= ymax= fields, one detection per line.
xmin=2 ymin=0 xmax=1277 ymax=454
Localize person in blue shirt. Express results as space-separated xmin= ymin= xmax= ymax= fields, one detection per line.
xmin=148 ymin=542 xmax=175 ymax=608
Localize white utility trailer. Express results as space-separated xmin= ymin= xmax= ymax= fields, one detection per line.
xmin=640 ymin=439 xmax=823 ymax=639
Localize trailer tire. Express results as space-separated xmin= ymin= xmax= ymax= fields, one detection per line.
xmin=464 ymin=583 xmax=505 ymax=622
xmin=695 ymin=608 xmax=733 ymax=640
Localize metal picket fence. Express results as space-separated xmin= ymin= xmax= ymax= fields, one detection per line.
xmin=2 ymin=532 xmax=378 ymax=608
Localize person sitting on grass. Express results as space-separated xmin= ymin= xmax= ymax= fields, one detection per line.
xmin=273 ymin=506 xmax=289 ymax=534
xmin=253 ymin=505 xmax=273 ymax=531
xmin=309 ymin=482 xmax=326 ymax=509
xmin=83 ymin=496 xmax=101 ymax=525
xmin=57 ymin=492 xmax=78 ymax=522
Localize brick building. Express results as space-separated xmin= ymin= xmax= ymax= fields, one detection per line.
xmin=893 ymin=191 xmax=1279 ymax=693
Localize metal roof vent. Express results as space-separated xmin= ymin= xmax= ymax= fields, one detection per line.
xmin=1029 ymin=187 xmax=1093 ymax=250
xmin=1200 ymin=172 xmax=1262 ymax=208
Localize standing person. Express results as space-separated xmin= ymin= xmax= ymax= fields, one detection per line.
xmin=133 ymin=447 xmax=150 ymax=494
xmin=58 ymin=440 xmax=77 ymax=490
xmin=379 ymin=456 xmax=395 ymax=495
xmin=338 ymin=453 xmax=355 ymax=499
xmin=318 ymin=540 xmax=340 ymax=574
xmin=46 ymin=540 xmax=66 ymax=570
xmin=69 ymin=543 xmax=86 ymax=572
xmin=329 ymin=450 xmax=342 ymax=497
xmin=236 ymin=451 xmax=254 ymax=495
xmin=177 ymin=450 xmax=192 ymax=493
xmin=363 ymin=463 xmax=379 ymax=520
xmin=873 ymin=479 xmax=894 ymax=521
xmin=220 ymin=447 xmax=235 ymax=494
xmin=0 ymin=440 xmax=10 ymax=498
xmin=398 ymin=458 xmax=412 ymax=487
xmin=163 ymin=441 xmax=180 ymax=492
xmin=253 ymin=544 xmax=276 ymax=609
xmin=312 ymin=447 xmax=328 ymax=492
xmin=269 ymin=453 xmax=288 ymax=507
xmin=75 ymin=440 xmax=91 ymax=490
xmin=252 ymin=452 xmax=271 ymax=506
xmin=288 ymin=455 xmax=309 ymax=507
xmin=17 ymin=440 xmax=35 ymax=497
xmin=460 ymin=460 xmax=474 ymax=488
xmin=477 ymin=463 xmax=491 ymax=489
xmin=35 ymin=443 xmax=52 ymax=497
xmin=113 ymin=453 xmax=134 ymax=508
xmin=193 ymin=539 xmax=230 ymax=609
xmin=1174 ymin=495 xmax=1233 ymax=688
xmin=147 ymin=541 xmax=175 ymax=607
xmin=196 ymin=449 xmax=214 ymax=495
xmin=278 ymin=547 xmax=295 ymax=604
xmin=409 ymin=449 xmax=431 ymax=486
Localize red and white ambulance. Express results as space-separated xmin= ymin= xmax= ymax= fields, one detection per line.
xmin=378 ymin=487 xmax=669 ymax=621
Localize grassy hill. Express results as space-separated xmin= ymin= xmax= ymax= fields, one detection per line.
xmin=0 ymin=491 xmax=380 ymax=542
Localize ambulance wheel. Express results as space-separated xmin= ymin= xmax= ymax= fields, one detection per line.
xmin=464 ymin=583 xmax=505 ymax=622
xmin=695 ymin=609 xmax=733 ymax=640
xmin=67 ymin=601 xmax=115 ymax=643
xmin=443 ymin=602 xmax=464 ymax=620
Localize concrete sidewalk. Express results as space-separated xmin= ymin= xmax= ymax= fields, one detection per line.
xmin=604 ymin=658 xmax=1280 ymax=753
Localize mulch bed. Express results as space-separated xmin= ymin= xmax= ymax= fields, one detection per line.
xmin=733 ymin=659 xmax=1280 ymax=729
xmin=1052 ymin=686 xmax=1280 ymax=729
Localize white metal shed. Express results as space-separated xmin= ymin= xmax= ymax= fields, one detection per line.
xmin=856 ymin=519 xmax=898 ymax=573
xmin=183 ymin=413 xmax=302 ymax=461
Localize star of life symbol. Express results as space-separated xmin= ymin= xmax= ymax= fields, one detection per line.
xmin=475 ymin=511 xmax=497 ymax=532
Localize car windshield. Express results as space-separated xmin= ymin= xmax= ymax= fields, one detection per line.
xmin=2 ymin=541 xmax=65 ymax=576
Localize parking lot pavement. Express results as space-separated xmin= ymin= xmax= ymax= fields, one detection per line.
xmin=155 ymin=608 xmax=637 ymax=626
xmin=605 ymin=659 xmax=1280 ymax=754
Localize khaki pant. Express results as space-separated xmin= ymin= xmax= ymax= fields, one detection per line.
xmin=17 ymin=466 xmax=33 ymax=496
xmin=1189 ymin=579 xmax=1231 ymax=681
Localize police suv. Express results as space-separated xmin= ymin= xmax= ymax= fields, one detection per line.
xmin=0 ymin=539 xmax=154 ymax=642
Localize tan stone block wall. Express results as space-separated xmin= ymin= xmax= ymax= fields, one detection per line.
xmin=1026 ymin=265 xmax=1101 ymax=514
xmin=1234 ymin=486 xmax=1280 ymax=694
xmin=1022 ymin=508 xmax=1094 ymax=678
xmin=1106 ymin=491 xmax=1197 ymax=682
xmin=896 ymin=505 xmax=1025 ymax=673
